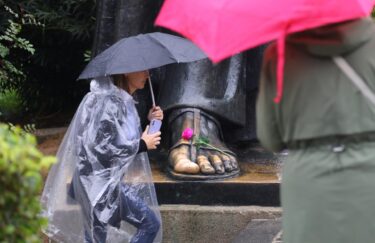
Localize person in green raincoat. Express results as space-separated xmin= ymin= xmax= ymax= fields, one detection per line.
xmin=256 ymin=17 xmax=375 ymax=243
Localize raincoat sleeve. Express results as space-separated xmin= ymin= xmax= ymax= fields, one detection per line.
xmin=256 ymin=48 xmax=284 ymax=152
xmin=138 ymin=139 xmax=148 ymax=154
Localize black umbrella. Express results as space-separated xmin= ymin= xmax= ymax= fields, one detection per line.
xmin=78 ymin=32 xmax=207 ymax=80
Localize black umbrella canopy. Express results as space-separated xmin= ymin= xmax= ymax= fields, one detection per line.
xmin=78 ymin=32 xmax=207 ymax=80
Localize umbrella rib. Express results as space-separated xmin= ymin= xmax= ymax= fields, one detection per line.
xmin=149 ymin=35 xmax=180 ymax=62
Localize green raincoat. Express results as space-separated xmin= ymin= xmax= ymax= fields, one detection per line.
xmin=257 ymin=18 xmax=375 ymax=243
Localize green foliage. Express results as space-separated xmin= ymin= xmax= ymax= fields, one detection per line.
xmin=15 ymin=0 xmax=95 ymax=114
xmin=22 ymin=0 xmax=96 ymax=41
xmin=84 ymin=49 xmax=92 ymax=62
xmin=22 ymin=123 xmax=36 ymax=134
xmin=0 ymin=0 xmax=94 ymax=121
xmin=194 ymin=136 xmax=210 ymax=151
xmin=0 ymin=3 xmax=37 ymax=91
xmin=0 ymin=123 xmax=55 ymax=243
xmin=194 ymin=135 xmax=231 ymax=156
xmin=0 ymin=2 xmax=40 ymax=123
xmin=0 ymin=89 xmax=22 ymax=120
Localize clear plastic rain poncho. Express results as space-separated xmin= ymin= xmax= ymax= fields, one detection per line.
xmin=41 ymin=77 xmax=162 ymax=243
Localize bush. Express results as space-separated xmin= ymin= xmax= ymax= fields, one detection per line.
xmin=0 ymin=2 xmax=36 ymax=91
xmin=0 ymin=89 xmax=23 ymax=121
xmin=0 ymin=2 xmax=39 ymax=124
xmin=18 ymin=0 xmax=95 ymax=114
xmin=0 ymin=1 xmax=95 ymax=121
xmin=0 ymin=124 xmax=55 ymax=243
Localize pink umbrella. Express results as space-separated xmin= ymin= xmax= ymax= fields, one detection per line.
xmin=156 ymin=0 xmax=375 ymax=102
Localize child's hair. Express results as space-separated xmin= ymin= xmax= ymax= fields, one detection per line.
xmin=112 ymin=74 xmax=130 ymax=93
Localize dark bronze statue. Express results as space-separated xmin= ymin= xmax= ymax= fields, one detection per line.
xmin=93 ymin=0 xmax=265 ymax=180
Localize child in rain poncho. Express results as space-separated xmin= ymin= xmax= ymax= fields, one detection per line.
xmin=41 ymin=71 xmax=163 ymax=243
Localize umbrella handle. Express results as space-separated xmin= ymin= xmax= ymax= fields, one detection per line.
xmin=148 ymin=77 xmax=156 ymax=107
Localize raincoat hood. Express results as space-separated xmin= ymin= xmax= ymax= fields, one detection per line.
xmin=287 ymin=18 xmax=375 ymax=57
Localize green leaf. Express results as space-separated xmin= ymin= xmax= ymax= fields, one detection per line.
xmin=4 ymin=225 xmax=15 ymax=234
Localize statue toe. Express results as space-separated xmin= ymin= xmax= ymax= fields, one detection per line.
xmin=209 ymin=154 xmax=225 ymax=174
xmin=174 ymin=158 xmax=200 ymax=174
xmin=221 ymin=154 xmax=234 ymax=172
xmin=229 ymin=155 xmax=239 ymax=170
xmin=197 ymin=155 xmax=216 ymax=174
xmin=169 ymin=145 xmax=200 ymax=174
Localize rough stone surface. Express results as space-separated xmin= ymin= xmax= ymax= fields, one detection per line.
xmin=233 ymin=218 xmax=282 ymax=243
xmin=159 ymin=205 xmax=282 ymax=243
xmin=44 ymin=205 xmax=282 ymax=243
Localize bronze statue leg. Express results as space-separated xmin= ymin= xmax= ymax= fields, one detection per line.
xmin=93 ymin=0 xmax=245 ymax=181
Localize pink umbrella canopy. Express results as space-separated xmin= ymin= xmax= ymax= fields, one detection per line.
xmin=156 ymin=0 xmax=375 ymax=102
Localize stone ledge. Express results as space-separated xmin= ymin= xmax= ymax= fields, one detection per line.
xmin=155 ymin=181 xmax=280 ymax=206
xmin=35 ymin=127 xmax=68 ymax=138
xmin=233 ymin=218 xmax=282 ymax=243
xmin=159 ymin=205 xmax=282 ymax=243
xmin=44 ymin=205 xmax=282 ymax=243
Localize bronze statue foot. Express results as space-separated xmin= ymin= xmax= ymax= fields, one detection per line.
xmin=167 ymin=108 xmax=240 ymax=180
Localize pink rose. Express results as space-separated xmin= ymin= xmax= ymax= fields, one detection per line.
xmin=181 ymin=128 xmax=194 ymax=140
